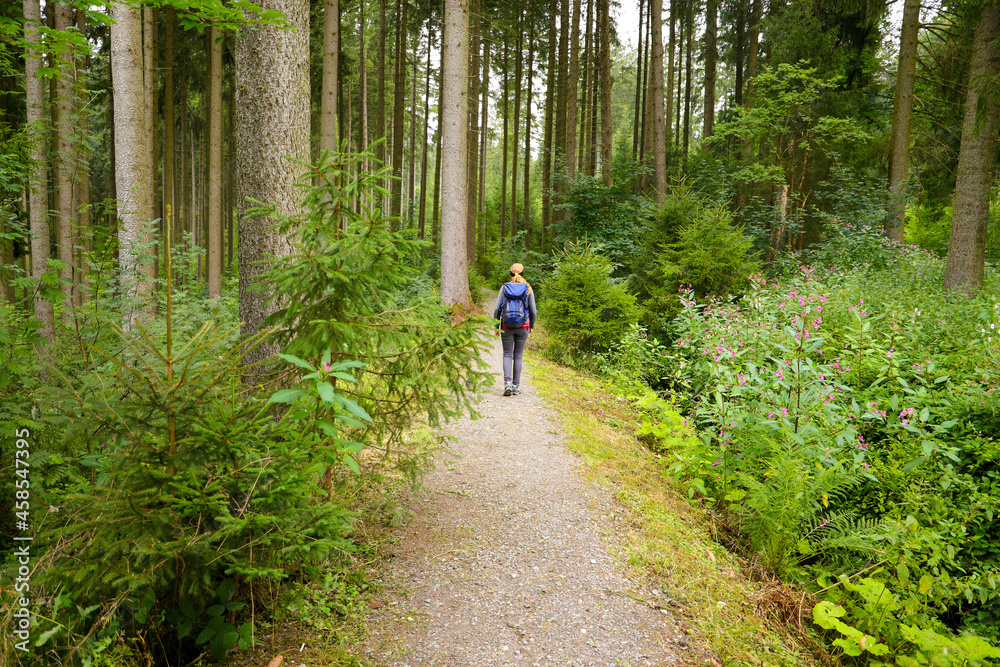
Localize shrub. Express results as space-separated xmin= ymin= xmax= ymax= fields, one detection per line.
xmin=543 ymin=242 xmax=638 ymax=358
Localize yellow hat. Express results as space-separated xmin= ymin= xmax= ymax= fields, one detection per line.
xmin=510 ymin=263 xmax=524 ymax=275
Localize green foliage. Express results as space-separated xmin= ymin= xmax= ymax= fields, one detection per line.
xmin=542 ymin=242 xmax=638 ymax=359
xmin=256 ymin=148 xmax=492 ymax=450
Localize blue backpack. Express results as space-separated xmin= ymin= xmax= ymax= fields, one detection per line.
xmin=500 ymin=282 xmax=530 ymax=328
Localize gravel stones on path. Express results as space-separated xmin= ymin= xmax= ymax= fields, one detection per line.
xmin=360 ymin=337 xmax=684 ymax=666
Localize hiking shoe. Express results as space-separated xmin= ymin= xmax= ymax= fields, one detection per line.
xmin=503 ymin=381 xmax=513 ymax=396
xmin=511 ymin=384 xmax=522 ymax=395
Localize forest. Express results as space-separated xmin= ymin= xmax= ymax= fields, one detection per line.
xmin=3 ymin=0 xmax=1000 ymax=664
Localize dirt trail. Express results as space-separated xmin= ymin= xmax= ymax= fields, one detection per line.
xmin=359 ymin=335 xmax=683 ymax=666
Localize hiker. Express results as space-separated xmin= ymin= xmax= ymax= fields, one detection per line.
xmin=493 ymin=263 xmax=537 ymax=396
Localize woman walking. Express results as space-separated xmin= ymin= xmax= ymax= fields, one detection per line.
xmin=493 ymin=263 xmax=537 ymax=396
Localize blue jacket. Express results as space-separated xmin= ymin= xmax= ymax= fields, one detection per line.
xmin=493 ymin=283 xmax=537 ymax=329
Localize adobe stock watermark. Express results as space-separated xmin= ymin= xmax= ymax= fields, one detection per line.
xmin=12 ymin=427 xmax=32 ymax=652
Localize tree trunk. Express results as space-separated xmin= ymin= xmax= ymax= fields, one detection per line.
xmin=321 ymin=0 xmax=340 ymax=154
xmin=207 ymin=27 xmax=223 ymax=298
xmin=75 ymin=7 xmax=91 ymax=307
xmin=419 ymin=29 xmax=433 ymax=239
xmin=703 ymin=0 xmax=717 ymax=139
xmin=432 ymin=56 xmax=444 ymax=249
xmin=887 ymin=0 xmax=920 ymax=241
xmin=639 ymin=5 xmax=650 ymax=167
xmin=235 ymin=0 xmax=310 ymax=362
xmin=181 ymin=77 xmax=193 ymax=253
xmin=440 ymin=0 xmax=471 ymax=308
xmin=523 ymin=18 xmax=535 ymax=249
xmin=735 ymin=2 xmax=745 ymax=106
xmin=390 ymin=0 xmax=408 ymax=218
xmin=24 ymin=0 xmax=54 ymax=345
xmin=542 ymin=0 xmax=556 ymax=244
xmin=112 ymin=0 xmax=153 ymax=327
xmin=598 ymin=0 xmax=612 ymax=182
xmin=511 ymin=10 xmax=523 ymax=238
xmin=555 ymin=0 xmax=569 ymax=219
xmin=580 ymin=0 xmax=593 ymax=173
xmin=360 ymin=0 xmax=369 ymax=167
xmin=674 ymin=9 xmax=683 ymax=146
xmin=746 ymin=0 xmax=761 ymax=95
xmin=467 ymin=6 xmax=481 ymax=263
xmin=650 ymin=0 xmax=666 ymax=201
xmin=633 ymin=0 xmax=644 ymax=157
xmin=943 ymin=2 xmax=1000 ymax=294
xmin=408 ymin=32 xmax=419 ymax=219
xmin=54 ymin=1 xmax=75 ymax=320
xmin=164 ymin=9 xmax=176 ymax=258
xmin=682 ymin=0 xmax=692 ymax=164
xmin=566 ymin=0 xmax=581 ymax=188
xmin=479 ymin=38 xmax=490 ymax=257
xmin=377 ymin=0 xmax=386 ymax=165
xmin=500 ymin=36 xmax=509 ymax=236
xmin=666 ymin=0 xmax=675 ymax=142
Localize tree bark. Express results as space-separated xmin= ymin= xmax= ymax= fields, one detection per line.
xmin=440 ymin=0 xmax=471 ymax=308
xmin=555 ymin=0 xmax=569 ymax=218
xmin=207 ymin=27 xmax=223 ymax=298
xmin=511 ymin=9 xmax=523 ymax=238
xmin=390 ymin=0 xmax=408 ymax=218
xmin=650 ymin=0 xmax=666 ymax=201
xmin=682 ymin=0 xmax=692 ymax=164
xmin=500 ymin=36 xmax=509 ymax=236
xmin=887 ymin=0 xmax=920 ymax=242
xmin=666 ymin=0 xmax=675 ymax=142
xmin=746 ymin=0 xmax=761 ymax=95
xmin=321 ymin=0 xmax=340 ymax=154
xmin=580 ymin=0 xmax=593 ymax=173
xmin=467 ymin=5 xmax=481 ymax=262
xmin=598 ymin=0 xmax=612 ymax=182
xmin=75 ymin=7 xmax=91 ymax=307
xmin=54 ymin=1 xmax=75 ymax=320
xmin=24 ymin=0 xmax=54 ymax=345
xmin=633 ymin=0 xmax=644 ymax=157
xmin=566 ymin=0 xmax=581 ymax=187
xmin=523 ymin=18 xmax=535 ymax=249
xmin=235 ymin=0 xmax=310 ymax=362
xmin=432 ymin=55 xmax=444 ymax=249
xmin=378 ymin=0 xmax=387 ymax=165
xmin=479 ymin=37 xmax=490 ymax=256
xmin=419 ymin=29 xmax=433 ymax=239
xmin=703 ymin=0 xmax=717 ymax=139
xmin=735 ymin=2 xmax=745 ymax=106
xmin=542 ymin=0 xmax=556 ymax=244
xmin=943 ymin=1 xmax=1000 ymax=294
xmin=111 ymin=0 xmax=153 ymax=327
xmin=164 ymin=9 xmax=176 ymax=256
xmin=408 ymin=32 xmax=419 ymax=219
xmin=360 ymin=0 xmax=369 ymax=167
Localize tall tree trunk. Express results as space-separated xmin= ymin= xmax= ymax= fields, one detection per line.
xmin=419 ymin=29 xmax=433 ymax=238
xmin=112 ymin=0 xmax=153 ymax=327
xmin=746 ymin=0 xmax=761 ymax=95
xmin=565 ymin=0 xmax=581 ymax=188
xmin=943 ymin=2 xmax=1000 ymax=294
xmin=555 ymin=0 xmax=569 ymax=219
xmin=408 ymin=32 xmax=419 ymax=219
xmin=207 ymin=27 xmax=223 ymax=298
xmin=650 ymin=0 xmax=666 ymax=201
xmin=887 ymin=0 xmax=920 ymax=242
xmin=589 ymin=43 xmax=599 ymax=175
xmin=321 ymin=0 xmax=340 ymax=154
xmin=360 ymin=0 xmax=369 ymax=167
xmin=542 ymin=0 xmax=556 ymax=245
xmin=703 ymin=0 xmax=717 ymax=138
xmin=598 ymin=0 xmax=612 ymax=182
xmin=235 ymin=0 xmax=310 ymax=363
xmin=227 ymin=54 xmax=235 ymax=272
xmin=54 ymin=1 xmax=75 ymax=320
xmin=734 ymin=1 xmax=745 ymax=106
xmin=75 ymin=7 xmax=91 ymax=307
xmin=633 ymin=0 xmax=645 ymax=157
xmin=640 ymin=4 xmax=651 ymax=169
xmin=378 ymin=0 xmax=386 ymax=164
xmin=580 ymin=0 xmax=593 ymax=173
xmin=181 ymin=78 xmax=193 ymax=253
xmin=682 ymin=0 xmax=692 ymax=164
xmin=390 ymin=0 xmax=408 ymax=218
xmin=440 ymin=0 xmax=471 ymax=307
xmin=523 ymin=19 xmax=535 ymax=250
xmin=666 ymin=0 xmax=675 ymax=142
xmin=500 ymin=36 xmax=509 ymax=236
xmin=467 ymin=5 xmax=481 ymax=263
xmin=511 ymin=10 xmax=523 ymax=238
xmin=674 ymin=9 xmax=683 ymax=146
xmin=24 ymin=0 xmax=54 ymax=345
xmin=432 ymin=55 xmax=444 ymax=249
xmin=164 ymin=9 xmax=176 ymax=259
xmin=479 ymin=38 xmax=490 ymax=257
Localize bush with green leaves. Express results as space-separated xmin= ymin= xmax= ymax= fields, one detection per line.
xmin=638 ymin=245 xmax=1000 ymax=655
xmin=630 ymin=191 xmax=759 ymax=335
xmin=542 ymin=243 xmax=638 ymax=363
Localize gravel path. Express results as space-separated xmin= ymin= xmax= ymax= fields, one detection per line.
xmin=359 ymin=335 xmax=684 ymax=666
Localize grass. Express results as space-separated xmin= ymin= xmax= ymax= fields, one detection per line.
xmin=527 ymin=352 xmax=824 ymax=667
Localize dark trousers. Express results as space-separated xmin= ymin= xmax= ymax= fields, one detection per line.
xmin=501 ymin=327 xmax=530 ymax=385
